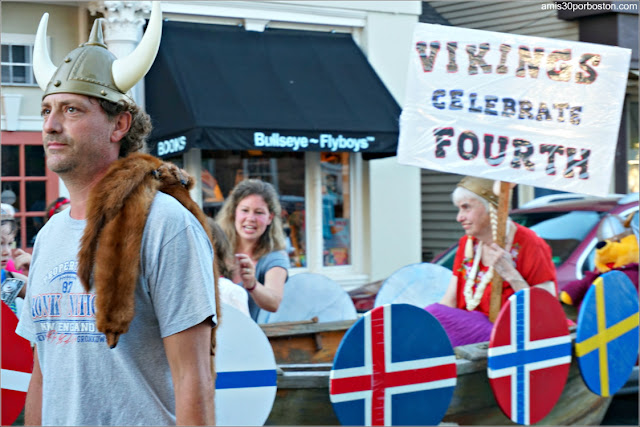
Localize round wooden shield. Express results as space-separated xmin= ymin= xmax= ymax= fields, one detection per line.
xmin=214 ymin=302 xmax=277 ymax=426
xmin=1 ymin=302 xmax=33 ymax=426
xmin=488 ymin=288 xmax=572 ymax=425
xmin=330 ymin=304 xmax=457 ymax=426
xmin=575 ymin=270 xmax=640 ymax=397
xmin=256 ymin=273 xmax=357 ymax=324
xmin=374 ymin=263 xmax=452 ymax=309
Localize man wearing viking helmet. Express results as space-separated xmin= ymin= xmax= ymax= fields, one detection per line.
xmin=16 ymin=4 xmax=218 ymax=425
xmin=425 ymin=176 xmax=557 ymax=347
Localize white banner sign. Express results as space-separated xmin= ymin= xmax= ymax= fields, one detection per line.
xmin=398 ymin=23 xmax=631 ymax=196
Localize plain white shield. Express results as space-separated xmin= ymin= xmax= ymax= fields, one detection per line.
xmin=375 ymin=263 xmax=452 ymax=308
xmin=214 ymin=302 xmax=277 ymax=426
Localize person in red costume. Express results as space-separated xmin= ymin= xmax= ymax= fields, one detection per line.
xmin=426 ymin=176 xmax=557 ymax=347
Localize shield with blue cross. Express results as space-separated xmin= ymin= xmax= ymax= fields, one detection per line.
xmin=488 ymin=287 xmax=572 ymax=425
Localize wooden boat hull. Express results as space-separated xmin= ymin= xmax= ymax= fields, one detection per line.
xmin=261 ymin=319 xmax=352 ymax=425
xmin=445 ymin=341 xmax=611 ymax=425
xmin=262 ymin=321 xmax=612 ymax=426
xmin=267 ymin=368 xmax=338 ymax=426
xmin=261 ymin=318 xmax=355 ymax=365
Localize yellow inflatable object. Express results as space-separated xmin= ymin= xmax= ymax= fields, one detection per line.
xmin=594 ymin=234 xmax=639 ymax=273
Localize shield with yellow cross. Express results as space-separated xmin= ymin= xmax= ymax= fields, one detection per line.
xmin=575 ymin=270 xmax=640 ymax=397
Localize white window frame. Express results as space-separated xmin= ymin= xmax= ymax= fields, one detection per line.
xmin=296 ymin=151 xmax=366 ymax=287
xmin=1 ymin=33 xmax=38 ymax=87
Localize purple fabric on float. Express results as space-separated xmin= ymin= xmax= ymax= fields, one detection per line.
xmin=424 ymin=303 xmax=493 ymax=347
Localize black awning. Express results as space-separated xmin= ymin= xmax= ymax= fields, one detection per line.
xmin=145 ymin=21 xmax=400 ymax=159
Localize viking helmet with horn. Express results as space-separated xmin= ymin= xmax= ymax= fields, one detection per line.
xmin=33 ymin=2 xmax=162 ymax=103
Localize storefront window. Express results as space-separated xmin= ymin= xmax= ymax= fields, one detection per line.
xmin=321 ymin=153 xmax=351 ymax=266
xmin=200 ymin=150 xmax=306 ymax=267
xmin=1 ymin=133 xmax=58 ymax=249
xmin=628 ymin=101 xmax=638 ymax=193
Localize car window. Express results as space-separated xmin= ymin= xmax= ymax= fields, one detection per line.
xmin=529 ymin=211 xmax=601 ymax=240
xmin=528 ymin=211 xmax=601 ymax=266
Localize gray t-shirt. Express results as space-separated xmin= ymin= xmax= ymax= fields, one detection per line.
xmin=16 ymin=192 xmax=216 ymax=426
xmin=247 ymin=250 xmax=290 ymax=321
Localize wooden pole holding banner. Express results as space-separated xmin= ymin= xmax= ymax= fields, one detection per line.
xmin=489 ymin=181 xmax=513 ymax=323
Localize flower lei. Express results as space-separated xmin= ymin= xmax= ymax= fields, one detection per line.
xmin=462 ymin=238 xmax=494 ymax=311
xmin=462 ymin=220 xmax=516 ymax=311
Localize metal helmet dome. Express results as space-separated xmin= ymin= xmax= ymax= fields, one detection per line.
xmin=596 ymin=214 xmax=630 ymax=241
xmin=33 ymin=2 xmax=162 ymax=103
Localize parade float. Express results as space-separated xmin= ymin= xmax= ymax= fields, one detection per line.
xmin=260 ymin=21 xmax=638 ymax=426
xmin=258 ymin=269 xmax=636 ymax=426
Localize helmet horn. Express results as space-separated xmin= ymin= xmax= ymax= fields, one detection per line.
xmin=33 ymin=13 xmax=57 ymax=91
xmin=111 ymin=1 xmax=163 ymax=94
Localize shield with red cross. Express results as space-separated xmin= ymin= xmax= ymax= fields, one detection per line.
xmin=1 ymin=302 xmax=33 ymax=426
xmin=575 ymin=270 xmax=640 ymax=397
xmin=329 ymin=303 xmax=457 ymax=426
xmin=488 ymin=287 xmax=572 ymax=425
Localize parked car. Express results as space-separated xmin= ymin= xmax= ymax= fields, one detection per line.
xmin=433 ymin=193 xmax=639 ymax=292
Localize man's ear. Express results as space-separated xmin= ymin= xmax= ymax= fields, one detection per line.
xmin=110 ymin=111 xmax=132 ymax=143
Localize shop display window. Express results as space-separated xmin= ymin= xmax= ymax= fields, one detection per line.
xmin=1 ymin=133 xmax=58 ymax=249
xmin=200 ymin=150 xmax=307 ymax=267
xmin=321 ymin=153 xmax=351 ymax=266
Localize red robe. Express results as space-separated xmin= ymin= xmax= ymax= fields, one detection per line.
xmin=453 ymin=223 xmax=557 ymax=316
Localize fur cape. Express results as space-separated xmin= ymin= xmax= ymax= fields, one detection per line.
xmin=77 ymin=152 xmax=220 ymax=351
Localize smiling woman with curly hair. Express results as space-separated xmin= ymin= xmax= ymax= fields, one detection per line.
xmin=216 ymin=179 xmax=290 ymax=321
